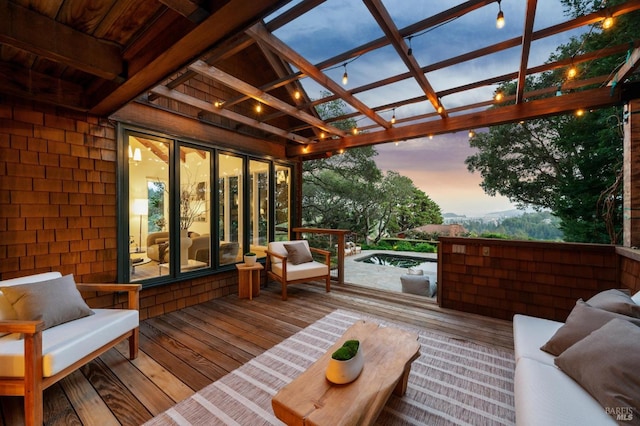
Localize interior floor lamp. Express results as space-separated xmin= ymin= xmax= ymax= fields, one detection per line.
xmin=132 ymin=199 xmax=149 ymax=252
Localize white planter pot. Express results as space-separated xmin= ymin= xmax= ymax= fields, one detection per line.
xmin=244 ymin=255 xmax=257 ymax=266
xmin=325 ymin=347 xmax=364 ymax=384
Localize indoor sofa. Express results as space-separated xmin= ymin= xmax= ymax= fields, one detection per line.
xmin=0 ymin=272 xmax=140 ymax=426
xmin=513 ymin=289 xmax=640 ymax=425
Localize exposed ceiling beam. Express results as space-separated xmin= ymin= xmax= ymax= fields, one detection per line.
xmin=157 ymin=0 xmax=210 ymax=23
xmin=188 ymin=60 xmax=346 ymax=137
xmin=245 ymin=22 xmax=391 ymax=130
xmin=0 ymin=61 xmax=86 ymax=109
xmin=0 ymin=0 xmax=123 ymax=81
xmin=290 ymin=86 xmax=622 ymax=157
xmin=90 ymin=0 xmax=287 ymax=115
xmin=149 ymin=85 xmax=312 ymax=144
xmin=363 ymin=0 xmax=446 ymax=118
xmin=516 ymin=0 xmax=538 ymax=104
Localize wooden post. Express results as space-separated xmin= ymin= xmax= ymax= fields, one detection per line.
xmin=624 ymin=99 xmax=640 ymax=247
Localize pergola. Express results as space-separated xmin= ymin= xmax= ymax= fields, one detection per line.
xmin=2 ymin=0 xmax=638 ymax=147
xmin=2 ymin=0 xmax=640 ymax=243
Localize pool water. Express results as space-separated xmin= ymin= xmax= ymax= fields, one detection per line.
xmin=355 ymin=253 xmax=436 ymax=268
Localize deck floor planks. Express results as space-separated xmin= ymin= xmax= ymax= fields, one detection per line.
xmin=0 ymin=282 xmax=514 ymax=425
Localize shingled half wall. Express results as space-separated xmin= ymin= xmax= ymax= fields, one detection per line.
xmin=438 ymin=237 xmax=621 ymax=322
xmin=0 ymin=98 xmax=238 ymax=319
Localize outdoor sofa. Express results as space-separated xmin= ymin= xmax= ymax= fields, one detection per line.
xmin=0 ymin=272 xmax=140 ymax=425
xmin=513 ymin=289 xmax=640 ymax=425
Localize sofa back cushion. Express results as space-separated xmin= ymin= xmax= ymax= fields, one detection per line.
xmin=0 ymin=274 xmax=94 ymax=330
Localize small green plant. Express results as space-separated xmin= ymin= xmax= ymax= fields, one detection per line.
xmin=244 ymin=252 xmax=256 ymax=256
xmin=331 ymin=340 xmax=360 ymax=360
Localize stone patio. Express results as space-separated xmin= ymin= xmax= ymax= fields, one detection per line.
xmin=334 ymin=250 xmax=437 ymax=295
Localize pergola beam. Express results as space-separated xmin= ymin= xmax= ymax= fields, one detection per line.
xmin=188 ymin=60 xmax=346 ymax=137
xmin=149 ymin=85 xmax=312 ymax=144
xmin=289 ymin=86 xmax=621 ymax=157
xmin=516 ymin=0 xmax=538 ymax=104
xmin=363 ymin=0 xmax=446 ymax=118
xmin=245 ymin=22 xmax=391 ymax=130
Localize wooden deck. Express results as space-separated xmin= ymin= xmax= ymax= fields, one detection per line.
xmin=0 ymin=282 xmax=513 ymax=426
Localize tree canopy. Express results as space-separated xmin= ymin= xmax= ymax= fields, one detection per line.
xmin=465 ymin=0 xmax=636 ymax=244
xmin=303 ymin=94 xmax=442 ymax=242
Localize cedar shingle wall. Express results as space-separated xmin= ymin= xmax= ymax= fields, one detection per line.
xmin=0 ymin=98 xmax=237 ymax=318
xmin=438 ymin=237 xmax=620 ymax=322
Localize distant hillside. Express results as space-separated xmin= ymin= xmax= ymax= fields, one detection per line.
xmin=443 ymin=211 xmax=563 ymax=241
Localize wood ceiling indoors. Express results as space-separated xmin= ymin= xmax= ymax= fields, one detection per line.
xmin=2 ymin=0 xmax=640 ymax=161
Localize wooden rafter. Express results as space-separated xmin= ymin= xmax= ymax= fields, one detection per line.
xmin=150 ymin=84 xmax=312 ymax=144
xmin=90 ymin=0 xmax=286 ymax=115
xmin=245 ymin=22 xmax=391 ymax=130
xmin=188 ymin=60 xmax=346 ymax=138
xmin=363 ymin=0 xmax=446 ymax=118
xmin=157 ymin=0 xmax=209 ymax=23
xmin=516 ymin=0 xmax=538 ymax=104
xmin=0 ymin=0 xmax=123 ymax=81
xmin=290 ymin=86 xmax=621 ymax=157
xmin=608 ymin=46 xmax=640 ymax=87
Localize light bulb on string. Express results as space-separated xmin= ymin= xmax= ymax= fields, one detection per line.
xmin=496 ymin=0 xmax=505 ymax=29
xmin=602 ymin=11 xmax=614 ymax=29
xmin=391 ymin=108 xmax=396 ymax=125
xmin=342 ymin=63 xmax=348 ymax=85
xmin=407 ymin=37 xmax=413 ymax=56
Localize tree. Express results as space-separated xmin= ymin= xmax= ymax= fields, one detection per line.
xmin=465 ymin=0 xmax=636 ymax=243
xmin=303 ymin=96 xmax=442 ymax=242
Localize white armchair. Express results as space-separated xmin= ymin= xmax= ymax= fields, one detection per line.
xmin=266 ymin=240 xmax=331 ymax=300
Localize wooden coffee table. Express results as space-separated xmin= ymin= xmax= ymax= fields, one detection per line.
xmin=272 ymin=320 xmax=420 ymax=426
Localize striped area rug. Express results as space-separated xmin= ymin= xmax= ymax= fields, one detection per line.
xmin=146 ymin=309 xmax=515 ymax=426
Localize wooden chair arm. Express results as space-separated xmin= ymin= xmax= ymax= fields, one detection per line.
xmin=310 ymin=247 xmax=331 ymax=266
xmin=265 ymin=250 xmax=287 ymax=261
xmin=0 ymin=319 xmax=44 ymax=335
xmin=76 ymin=283 xmax=141 ymax=311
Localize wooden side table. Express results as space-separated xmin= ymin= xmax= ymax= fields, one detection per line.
xmin=235 ymin=263 xmax=263 ymax=300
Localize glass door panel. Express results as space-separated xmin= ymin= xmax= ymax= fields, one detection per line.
xmin=179 ymin=147 xmax=211 ymax=273
xmin=218 ymin=154 xmax=243 ymax=265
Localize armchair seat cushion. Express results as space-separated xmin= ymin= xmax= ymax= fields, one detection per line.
xmin=0 ymin=308 xmax=138 ymax=377
xmin=271 ymin=261 xmax=329 ymax=281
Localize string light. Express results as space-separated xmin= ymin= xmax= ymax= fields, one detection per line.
xmin=495 ymin=91 xmax=504 ymax=102
xmin=294 ymin=90 xmax=301 ymax=100
xmin=429 ymin=135 xmax=434 ymax=140
xmin=468 ymin=130 xmax=476 ymax=138
xmin=576 ymin=109 xmax=585 ymax=117
xmin=352 ymin=126 xmax=358 ymax=135
xmin=255 ymin=102 xmax=262 ymax=113
xmin=567 ymin=62 xmax=578 ymax=79
xmin=214 ymin=100 xmax=224 ymax=108
xmin=496 ymin=0 xmax=505 ymax=29
xmin=437 ymin=104 xmax=444 ymax=114
xmin=602 ymin=11 xmax=614 ymax=29
xmin=342 ymin=63 xmax=348 ymax=85
xmin=319 ymin=131 xmax=326 ymax=139
xmin=407 ymin=37 xmax=413 ymax=56
xmin=391 ymin=108 xmax=396 ymax=125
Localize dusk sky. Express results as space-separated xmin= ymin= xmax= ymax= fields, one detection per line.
xmin=272 ymin=0 xmax=588 ymax=216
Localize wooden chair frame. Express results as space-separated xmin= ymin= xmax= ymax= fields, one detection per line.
xmin=0 ymin=283 xmax=140 ymax=426
xmin=266 ymin=246 xmax=331 ymax=300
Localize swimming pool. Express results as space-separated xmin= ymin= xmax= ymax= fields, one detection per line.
xmin=355 ymin=253 xmax=436 ymax=268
